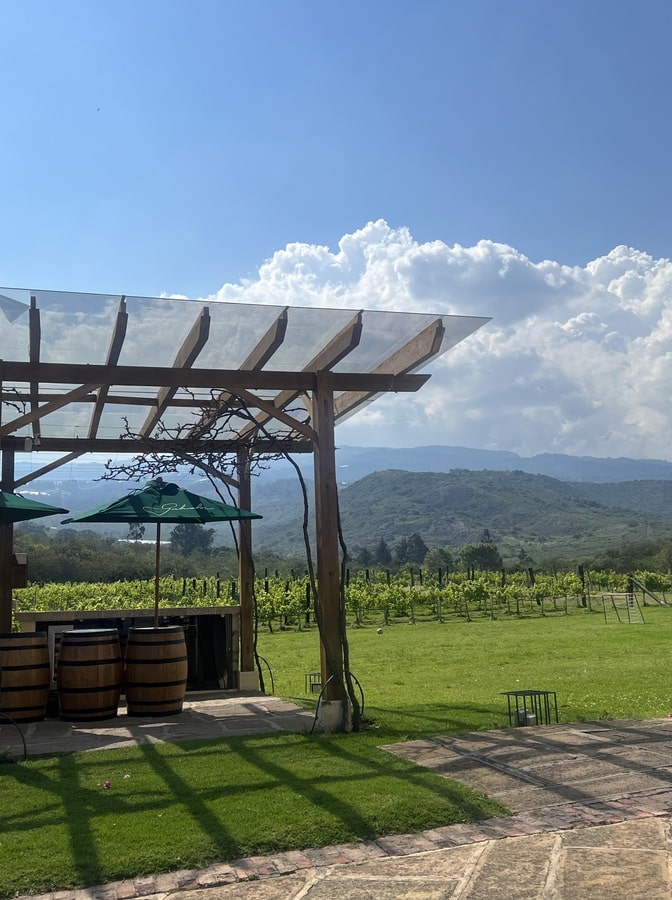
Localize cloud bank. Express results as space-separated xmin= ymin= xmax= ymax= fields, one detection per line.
xmin=207 ymin=221 xmax=672 ymax=461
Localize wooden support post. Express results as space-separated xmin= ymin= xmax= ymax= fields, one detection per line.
xmin=237 ymin=447 xmax=259 ymax=690
xmin=0 ymin=447 xmax=15 ymax=633
xmin=312 ymin=371 xmax=347 ymax=725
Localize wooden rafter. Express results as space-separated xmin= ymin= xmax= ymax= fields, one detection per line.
xmin=88 ymin=296 xmax=128 ymax=438
xmin=236 ymin=311 xmax=363 ymax=441
xmin=26 ymin=298 xmax=135 ymax=485
xmin=14 ymin=451 xmax=82 ymax=489
xmin=333 ymin=317 xmax=445 ymax=420
xmin=240 ymin=307 xmax=289 ymax=368
xmin=1 ymin=435 xmax=313 ymax=455
xmin=234 ymin=387 xmax=316 ymax=440
xmin=140 ymin=306 xmax=211 ymax=438
xmin=2 ymin=392 xmax=213 ymax=407
xmin=29 ymin=296 xmax=41 ymax=442
xmin=0 ymin=382 xmax=103 ymax=438
xmin=188 ymin=307 xmax=288 ymax=438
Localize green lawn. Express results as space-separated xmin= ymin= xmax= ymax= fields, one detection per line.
xmin=258 ymin=606 xmax=672 ymax=733
xmin=3 ymin=606 xmax=672 ymax=898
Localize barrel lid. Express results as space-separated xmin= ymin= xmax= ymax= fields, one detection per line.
xmin=129 ymin=625 xmax=183 ymax=634
xmin=66 ymin=628 xmax=118 ymax=636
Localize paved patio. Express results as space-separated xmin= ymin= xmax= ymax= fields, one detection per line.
xmin=9 ymin=702 xmax=672 ymax=899
xmin=6 ymin=691 xmax=316 ymax=757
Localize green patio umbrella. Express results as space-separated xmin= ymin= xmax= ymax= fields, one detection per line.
xmin=0 ymin=492 xmax=69 ymax=632
xmin=0 ymin=491 xmax=68 ymax=523
xmin=62 ymin=478 xmax=262 ymax=624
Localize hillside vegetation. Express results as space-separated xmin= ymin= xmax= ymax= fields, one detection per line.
xmin=252 ymin=469 xmax=672 ymax=566
xmin=21 ymin=464 xmax=672 ymax=570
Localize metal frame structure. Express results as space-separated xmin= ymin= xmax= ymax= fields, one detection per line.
xmin=0 ymin=288 xmax=489 ymax=701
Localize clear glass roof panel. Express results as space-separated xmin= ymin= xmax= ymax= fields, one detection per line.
xmin=1 ymin=287 xmax=488 ymax=370
xmin=254 ymin=305 xmax=363 ymax=371
xmin=195 ymin=301 xmax=289 ymax=369
xmin=119 ymin=297 xmax=207 ymax=367
xmin=0 ymin=287 xmax=489 ymax=443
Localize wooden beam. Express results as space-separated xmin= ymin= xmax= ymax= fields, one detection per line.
xmin=236 ymin=311 xmax=364 ymax=440
xmin=241 ymin=307 xmax=289 ymax=369
xmin=60 ymin=298 xmax=128 ymax=488
xmin=14 ymin=451 xmax=84 ymax=488
xmin=312 ymin=371 xmax=346 ymax=712
xmin=235 ymin=387 xmax=316 ymax=440
xmin=237 ymin=448 xmax=256 ymax=683
xmin=334 ymin=317 xmax=444 ymax=420
xmin=0 ymin=448 xmax=15 ymax=632
xmin=140 ymin=306 xmax=211 ymax=437
xmin=0 ymin=436 xmax=314 ymax=456
xmin=187 ymin=307 xmax=288 ymax=438
xmin=0 ymin=361 xmax=429 ymax=393
xmin=88 ymin=296 xmax=128 ymax=438
xmin=2 ymin=393 xmax=207 ymax=407
xmin=0 ymin=382 xmax=103 ymax=437
xmin=29 ymin=296 xmax=42 ymax=442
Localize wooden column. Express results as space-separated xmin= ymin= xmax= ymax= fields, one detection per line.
xmin=237 ymin=447 xmax=259 ymax=690
xmin=0 ymin=447 xmax=15 ymax=633
xmin=312 ymin=371 xmax=346 ymax=706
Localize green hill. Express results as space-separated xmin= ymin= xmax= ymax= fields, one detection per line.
xmin=252 ymin=469 xmax=672 ymax=566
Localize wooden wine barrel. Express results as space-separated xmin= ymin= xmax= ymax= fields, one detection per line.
xmin=124 ymin=626 xmax=188 ymax=717
xmin=0 ymin=632 xmax=50 ymax=722
xmin=57 ymin=629 xmax=122 ymax=722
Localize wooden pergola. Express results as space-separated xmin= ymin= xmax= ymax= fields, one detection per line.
xmin=0 ymin=288 xmax=489 ymax=713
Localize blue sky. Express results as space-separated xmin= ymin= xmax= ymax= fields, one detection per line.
xmin=4 ymin=1 xmax=672 ymax=460
xmin=3 ymin=1 xmax=671 ymax=295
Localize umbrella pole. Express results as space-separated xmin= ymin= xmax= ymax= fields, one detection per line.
xmin=154 ymin=522 xmax=161 ymax=627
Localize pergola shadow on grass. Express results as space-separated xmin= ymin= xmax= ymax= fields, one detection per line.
xmin=0 ymin=730 xmax=503 ymax=898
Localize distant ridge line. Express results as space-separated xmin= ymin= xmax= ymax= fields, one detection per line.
xmin=13 ymin=444 xmax=672 ymax=487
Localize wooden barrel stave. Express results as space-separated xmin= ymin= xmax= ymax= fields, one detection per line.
xmin=125 ymin=626 xmax=188 ymax=717
xmin=57 ymin=629 xmax=122 ymax=722
xmin=0 ymin=632 xmax=50 ymax=722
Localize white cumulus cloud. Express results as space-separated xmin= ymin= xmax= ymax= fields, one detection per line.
xmin=204 ymin=220 xmax=672 ymax=461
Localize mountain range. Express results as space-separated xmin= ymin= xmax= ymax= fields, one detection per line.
xmin=15 ymin=444 xmax=672 ymax=487
xmin=18 ymin=446 xmax=672 ymax=565
xmin=330 ymin=445 xmax=672 ymax=484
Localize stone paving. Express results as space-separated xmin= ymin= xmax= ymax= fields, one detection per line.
xmin=11 ymin=705 xmax=672 ymax=899
xmin=10 ymin=692 xmax=317 ymax=757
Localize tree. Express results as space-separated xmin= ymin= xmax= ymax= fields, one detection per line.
xmin=460 ymin=542 xmax=503 ymax=572
xmin=406 ymin=532 xmax=429 ymax=564
xmin=424 ymin=546 xmax=454 ymax=573
xmin=394 ymin=537 xmax=410 ymax=566
xmin=517 ymin=547 xmax=535 ymax=567
xmin=355 ymin=546 xmax=373 ymax=567
xmin=373 ymin=537 xmax=392 ymax=566
xmin=396 ymin=533 xmax=428 ymax=565
xmin=128 ymin=522 xmax=146 ymax=541
xmin=170 ymin=523 xmax=215 ymax=556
